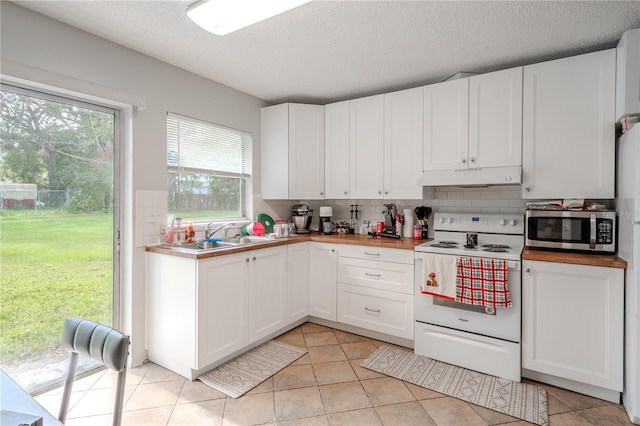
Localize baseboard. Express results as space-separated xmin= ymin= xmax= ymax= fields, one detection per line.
xmin=522 ymin=368 xmax=621 ymax=403
xmin=307 ymin=316 xmax=414 ymax=349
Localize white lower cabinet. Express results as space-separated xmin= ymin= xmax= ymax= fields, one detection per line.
xmin=337 ymin=245 xmax=414 ymax=339
xmin=147 ymin=251 xmax=250 ymax=379
xmin=147 ymin=245 xmax=290 ymax=380
xmin=249 ymin=246 xmax=287 ymax=343
xmin=197 ymin=253 xmax=250 ymax=368
xmin=338 ymin=283 xmax=414 ymax=339
xmin=286 ymin=242 xmax=310 ymax=323
xmin=309 ymin=242 xmax=338 ymax=321
xmin=522 ymin=260 xmax=624 ymax=402
xmin=147 ymin=242 xmax=415 ymax=379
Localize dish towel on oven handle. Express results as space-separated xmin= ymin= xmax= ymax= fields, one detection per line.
xmin=420 ymin=253 xmax=457 ymax=301
xmin=456 ymin=257 xmax=511 ymax=308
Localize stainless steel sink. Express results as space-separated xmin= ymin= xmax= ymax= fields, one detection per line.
xmin=162 ymin=236 xmax=274 ymax=252
xmin=163 ymin=241 xmax=240 ymax=251
xmin=223 ymin=236 xmax=273 ymax=245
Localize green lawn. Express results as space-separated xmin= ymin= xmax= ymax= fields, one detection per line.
xmin=0 ymin=211 xmax=113 ymax=365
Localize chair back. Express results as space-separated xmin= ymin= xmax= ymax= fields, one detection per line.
xmin=58 ymin=317 xmax=129 ymax=426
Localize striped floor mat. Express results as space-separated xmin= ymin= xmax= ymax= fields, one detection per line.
xmin=362 ymin=344 xmax=548 ymax=426
xmin=198 ymin=340 xmax=307 ymax=398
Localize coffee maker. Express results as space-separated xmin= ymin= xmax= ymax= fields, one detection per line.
xmin=291 ymin=204 xmax=312 ymax=234
xmin=319 ymin=206 xmax=333 ymax=234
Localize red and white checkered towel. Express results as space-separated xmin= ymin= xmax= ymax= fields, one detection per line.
xmin=455 ymin=257 xmax=511 ymax=308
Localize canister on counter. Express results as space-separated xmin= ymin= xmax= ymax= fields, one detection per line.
xmin=377 ymin=221 xmax=385 ymax=233
xmin=413 ymin=224 xmax=422 ymax=240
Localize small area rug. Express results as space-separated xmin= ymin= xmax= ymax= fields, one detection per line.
xmin=197 ymin=340 xmax=307 ymax=398
xmin=362 ymin=345 xmax=548 ymax=426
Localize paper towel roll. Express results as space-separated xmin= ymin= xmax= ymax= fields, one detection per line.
xmin=403 ymin=208 xmax=414 ymax=239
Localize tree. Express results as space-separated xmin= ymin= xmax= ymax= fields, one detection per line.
xmin=0 ymin=89 xmax=114 ymax=212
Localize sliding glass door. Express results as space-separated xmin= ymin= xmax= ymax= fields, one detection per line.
xmin=0 ymin=84 xmax=120 ymax=393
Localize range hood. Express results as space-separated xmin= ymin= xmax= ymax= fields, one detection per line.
xmin=418 ymin=166 xmax=522 ymax=187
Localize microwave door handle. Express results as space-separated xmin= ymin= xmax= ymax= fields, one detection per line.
xmin=590 ymin=213 xmax=596 ymax=249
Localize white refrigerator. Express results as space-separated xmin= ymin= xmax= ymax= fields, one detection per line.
xmin=616 ymin=124 xmax=640 ymax=424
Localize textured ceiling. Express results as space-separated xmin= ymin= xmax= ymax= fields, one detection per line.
xmin=9 ymin=0 xmax=640 ymax=104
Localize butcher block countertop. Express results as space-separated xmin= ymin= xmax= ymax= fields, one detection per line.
xmin=522 ymin=248 xmax=627 ymax=269
xmin=146 ymin=233 xmax=428 ymax=259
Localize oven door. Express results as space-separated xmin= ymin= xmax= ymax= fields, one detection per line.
xmin=414 ymin=253 xmax=521 ymax=343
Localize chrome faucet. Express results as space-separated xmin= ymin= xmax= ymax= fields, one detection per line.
xmin=206 ymin=222 xmax=234 ymax=239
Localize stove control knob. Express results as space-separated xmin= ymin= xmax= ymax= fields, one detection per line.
xmin=448 ymin=217 xmax=454 ymax=224
xmin=500 ymin=219 xmax=507 ymax=225
xmin=440 ymin=217 xmax=446 ymax=223
xmin=510 ymin=219 xmax=517 ymax=226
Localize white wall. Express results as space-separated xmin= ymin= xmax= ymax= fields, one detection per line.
xmin=0 ymin=2 xmax=267 ymax=366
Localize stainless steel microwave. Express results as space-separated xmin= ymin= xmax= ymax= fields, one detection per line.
xmin=525 ymin=210 xmax=616 ymax=253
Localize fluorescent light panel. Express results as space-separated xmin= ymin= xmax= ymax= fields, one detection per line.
xmin=187 ymin=0 xmax=312 ymax=36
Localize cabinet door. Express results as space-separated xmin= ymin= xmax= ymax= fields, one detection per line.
xmin=423 ymin=78 xmax=469 ymax=171
xmin=522 ymin=49 xmax=615 ymax=199
xmin=325 ymin=101 xmax=350 ymax=199
xmin=197 ymin=253 xmax=249 ymax=368
xmin=286 ymin=242 xmax=309 ymax=324
xmin=261 ymin=104 xmax=289 ymax=199
xmin=383 ymin=87 xmax=424 ymax=199
xmin=309 ymin=242 xmax=338 ymax=321
xmin=249 ymin=246 xmax=287 ymax=342
xmin=522 ymin=260 xmax=623 ymax=391
xmin=289 ymin=104 xmax=325 ymax=199
xmin=350 ymin=95 xmax=384 ymax=198
xmin=469 ymin=67 xmax=523 ymax=168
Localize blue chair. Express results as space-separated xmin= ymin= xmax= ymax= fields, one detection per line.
xmin=58 ymin=317 xmax=129 ymax=426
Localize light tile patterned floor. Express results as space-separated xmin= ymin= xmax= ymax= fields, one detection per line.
xmin=35 ymin=323 xmax=635 ymax=425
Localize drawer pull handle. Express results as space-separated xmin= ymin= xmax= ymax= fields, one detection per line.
xmin=365 ymin=307 xmax=381 ymax=313
xmin=364 ymin=252 xmax=380 ymax=256
xmin=365 ymin=273 xmax=381 ymax=278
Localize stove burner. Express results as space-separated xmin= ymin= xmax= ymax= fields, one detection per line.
xmin=483 ymin=248 xmax=508 ymax=253
xmin=431 ymin=243 xmax=458 ymax=248
xmin=481 ymin=244 xmax=511 ymax=249
xmin=438 ymin=241 xmax=458 ymax=245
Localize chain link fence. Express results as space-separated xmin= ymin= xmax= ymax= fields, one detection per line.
xmin=0 ymin=188 xmax=72 ymax=211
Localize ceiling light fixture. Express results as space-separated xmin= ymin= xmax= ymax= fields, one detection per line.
xmin=187 ymin=0 xmax=312 ymax=36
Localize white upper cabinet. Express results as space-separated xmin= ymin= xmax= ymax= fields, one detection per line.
xmin=383 ymin=87 xmax=424 ymax=199
xmin=350 ymin=94 xmax=384 ymax=199
xmin=522 ymin=49 xmax=616 ymax=199
xmin=423 ymin=67 xmax=523 ymax=173
xmin=469 ymin=67 xmax=523 ymax=168
xmin=423 ymin=78 xmax=469 ymax=171
xmin=324 ymin=101 xmax=350 ymax=199
xmin=261 ymin=103 xmax=325 ymax=200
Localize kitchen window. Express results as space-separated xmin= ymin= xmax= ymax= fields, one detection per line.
xmin=167 ymin=113 xmax=251 ymax=221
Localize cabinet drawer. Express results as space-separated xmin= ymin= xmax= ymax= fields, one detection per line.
xmin=338 ymin=244 xmax=413 ymax=264
xmin=338 ymin=257 xmax=413 ymax=294
xmin=337 ymin=283 xmax=414 ymax=339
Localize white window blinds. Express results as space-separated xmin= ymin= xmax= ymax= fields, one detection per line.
xmin=167 ymin=113 xmax=252 ymax=178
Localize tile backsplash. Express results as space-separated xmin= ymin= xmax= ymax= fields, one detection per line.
xmin=295 ymin=185 xmax=525 ymax=237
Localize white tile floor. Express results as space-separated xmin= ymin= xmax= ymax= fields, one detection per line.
xmin=34 ymin=323 xmax=635 ymax=425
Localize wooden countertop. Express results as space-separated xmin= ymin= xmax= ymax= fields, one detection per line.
xmin=522 ymin=248 xmax=627 ymax=269
xmin=146 ymin=233 xmax=429 ymax=259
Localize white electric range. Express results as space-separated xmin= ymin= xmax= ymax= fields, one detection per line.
xmin=414 ymin=212 xmax=524 ymax=381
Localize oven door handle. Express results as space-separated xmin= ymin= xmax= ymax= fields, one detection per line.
xmin=590 ymin=213 xmax=596 ymax=249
